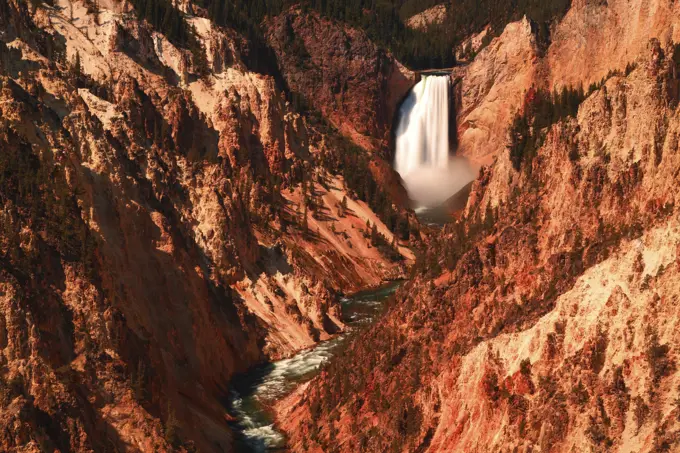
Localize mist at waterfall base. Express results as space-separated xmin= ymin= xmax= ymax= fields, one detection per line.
xmin=394 ymin=76 xmax=476 ymax=208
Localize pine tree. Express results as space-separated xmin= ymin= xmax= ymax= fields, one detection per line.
xmin=370 ymin=223 xmax=379 ymax=246
xmin=72 ymin=51 xmax=82 ymax=79
xmin=339 ymin=195 xmax=348 ymax=217
xmin=508 ymin=113 xmax=529 ymax=172
xmin=484 ymin=202 xmax=494 ymax=231
xmin=302 ymin=203 xmax=308 ymax=235
xmin=132 ymin=360 xmax=147 ymax=402
xmin=28 ymin=0 xmax=42 ymax=14
xmin=164 ymin=405 xmax=181 ymax=447
xmin=90 ymin=0 xmax=101 ymax=25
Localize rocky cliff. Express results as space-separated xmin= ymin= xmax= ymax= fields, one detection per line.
xmin=405 ymin=4 xmax=447 ymax=31
xmin=278 ymin=24 xmax=680 ymax=453
xmin=454 ymin=0 xmax=680 ymax=167
xmin=264 ymin=7 xmax=416 ymax=154
xmin=0 ymin=0 xmax=413 ymax=451
xmin=547 ymin=0 xmax=680 ymax=89
xmin=454 ymin=16 xmax=539 ymax=166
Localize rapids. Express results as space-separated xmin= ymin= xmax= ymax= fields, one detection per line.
xmin=227 ymin=283 xmax=400 ymax=452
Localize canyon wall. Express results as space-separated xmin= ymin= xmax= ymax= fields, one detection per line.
xmin=454 ymin=16 xmax=539 ymax=166
xmin=547 ymin=0 xmax=680 ymax=89
xmin=405 ymin=5 xmax=447 ymax=31
xmin=455 ymin=0 xmax=680 ymax=167
xmin=0 ymin=0 xmax=413 ymax=451
xmin=265 ymin=7 xmax=417 ymax=154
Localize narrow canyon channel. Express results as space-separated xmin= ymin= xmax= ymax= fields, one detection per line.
xmin=227 ymin=282 xmax=402 ymax=452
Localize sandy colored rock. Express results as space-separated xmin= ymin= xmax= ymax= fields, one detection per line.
xmin=405 ymin=4 xmax=448 ymax=31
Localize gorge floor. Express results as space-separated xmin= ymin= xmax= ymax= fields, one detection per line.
xmin=227 ymin=282 xmax=401 ymax=452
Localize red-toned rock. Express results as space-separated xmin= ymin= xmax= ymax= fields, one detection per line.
xmin=0 ymin=1 xmax=413 ymax=452
xmin=264 ymin=7 xmax=416 ymax=151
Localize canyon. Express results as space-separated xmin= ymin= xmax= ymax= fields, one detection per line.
xmin=0 ymin=0 xmax=414 ymax=451
xmin=2 ymin=0 xmax=680 ymax=452
xmin=278 ymin=1 xmax=680 ymax=452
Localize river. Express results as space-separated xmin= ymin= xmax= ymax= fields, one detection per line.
xmin=227 ymin=282 xmax=401 ymax=452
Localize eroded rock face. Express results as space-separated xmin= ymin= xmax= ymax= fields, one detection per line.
xmin=405 ymin=4 xmax=448 ymax=31
xmin=455 ymin=0 xmax=680 ymax=167
xmin=455 ymin=16 xmax=539 ymax=166
xmin=278 ymin=39 xmax=680 ymax=453
xmin=264 ymin=7 xmax=416 ymax=152
xmin=0 ymin=1 xmax=412 ymax=451
xmin=547 ymin=0 xmax=680 ymax=89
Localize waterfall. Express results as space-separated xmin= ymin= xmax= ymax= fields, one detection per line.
xmin=394 ymin=75 xmax=474 ymax=207
xmin=395 ymin=75 xmax=451 ymax=177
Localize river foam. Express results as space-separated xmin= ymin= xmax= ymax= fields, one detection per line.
xmin=228 ymin=283 xmax=400 ymax=452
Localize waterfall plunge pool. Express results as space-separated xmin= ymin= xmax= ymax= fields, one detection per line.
xmin=226 ymin=282 xmax=401 ymax=452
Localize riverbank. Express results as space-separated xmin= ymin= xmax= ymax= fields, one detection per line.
xmin=227 ymin=282 xmax=401 ymax=452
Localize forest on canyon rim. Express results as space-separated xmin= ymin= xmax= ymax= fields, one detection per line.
xmin=3 ymin=0 xmax=680 ymax=452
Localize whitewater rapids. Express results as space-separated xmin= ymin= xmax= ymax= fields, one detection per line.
xmin=227 ymin=283 xmax=400 ymax=452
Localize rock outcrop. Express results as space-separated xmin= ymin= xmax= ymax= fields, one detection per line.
xmin=264 ymin=7 xmax=417 ymax=153
xmin=454 ymin=16 xmax=539 ymax=166
xmin=454 ymin=0 xmax=680 ymax=166
xmin=405 ymin=4 xmax=448 ymax=31
xmin=547 ymin=0 xmax=680 ymax=89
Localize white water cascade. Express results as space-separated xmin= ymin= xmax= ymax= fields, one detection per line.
xmin=394 ymin=75 xmax=475 ymax=207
